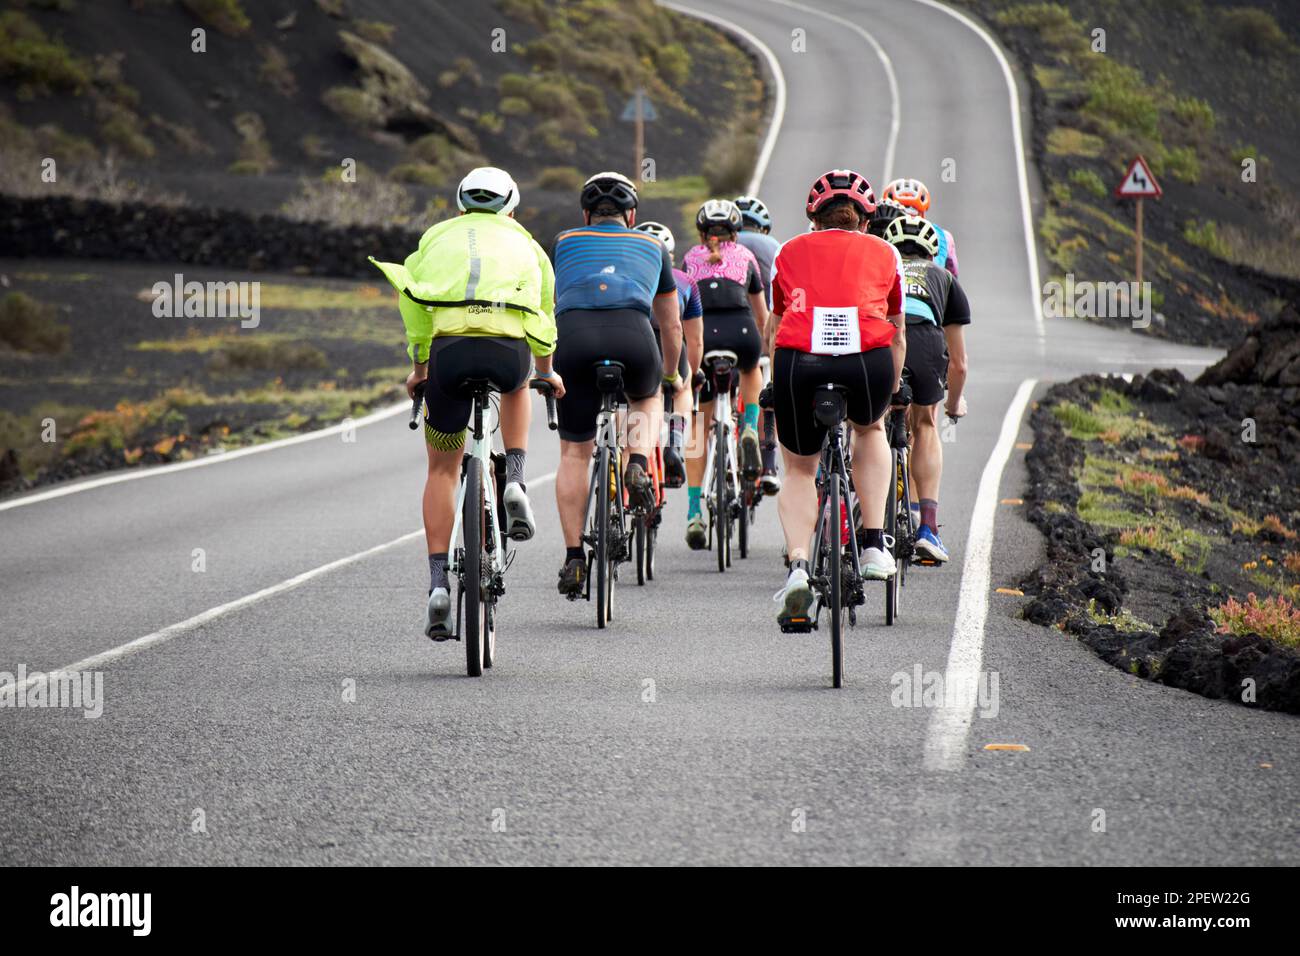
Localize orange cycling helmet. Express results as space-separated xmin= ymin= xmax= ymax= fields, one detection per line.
xmin=882 ymin=178 xmax=931 ymax=214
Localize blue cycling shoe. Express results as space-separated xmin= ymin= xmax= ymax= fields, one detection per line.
xmin=915 ymin=525 xmax=949 ymax=563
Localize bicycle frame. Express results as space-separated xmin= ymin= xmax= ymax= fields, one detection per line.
xmin=448 ymin=393 xmax=504 ymax=583
xmin=700 ymin=369 xmax=741 ymax=524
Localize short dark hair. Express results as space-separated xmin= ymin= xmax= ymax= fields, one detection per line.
xmin=590 ymin=200 xmax=626 ymax=220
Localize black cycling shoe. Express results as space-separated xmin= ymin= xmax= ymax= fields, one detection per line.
xmin=557 ymin=557 xmax=586 ymax=599
xmin=663 ymin=446 xmax=686 ymax=488
xmin=624 ymin=462 xmax=655 ymax=511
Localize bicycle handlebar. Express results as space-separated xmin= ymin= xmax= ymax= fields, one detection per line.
xmin=408 ymin=381 xmax=425 ymax=430
xmin=529 ymin=379 xmax=558 ymax=431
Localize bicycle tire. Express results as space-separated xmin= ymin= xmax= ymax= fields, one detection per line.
xmin=483 ymin=482 xmax=498 ymax=669
xmin=738 ymin=482 xmax=750 ymax=559
xmin=829 ymin=470 xmax=844 ymax=688
xmin=596 ymin=444 xmax=610 ymax=630
xmin=463 ymin=456 xmax=485 ymax=677
xmin=635 ymin=515 xmax=646 ymax=586
xmin=885 ymin=449 xmax=899 ymax=626
xmin=715 ymin=422 xmax=728 ymax=574
xmin=646 ymin=516 xmax=657 ymax=581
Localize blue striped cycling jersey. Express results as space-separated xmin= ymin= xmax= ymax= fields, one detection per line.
xmin=674 ymin=269 xmax=703 ymax=320
xmin=551 ymin=221 xmax=677 ymax=318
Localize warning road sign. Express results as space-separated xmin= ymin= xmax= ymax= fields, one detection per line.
xmin=1116 ymin=155 xmax=1162 ymax=198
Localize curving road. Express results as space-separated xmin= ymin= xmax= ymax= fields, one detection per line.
xmin=0 ymin=0 xmax=1293 ymax=865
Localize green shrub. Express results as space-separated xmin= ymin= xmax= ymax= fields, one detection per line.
xmin=0 ymin=292 xmax=69 ymax=354
xmin=1082 ymin=59 xmax=1159 ymax=137
xmin=1160 ymin=145 xmax=1200 ymax=184
xmin=353 ymin=20 xmax=395 ymax=45
xmin=1183 ymin=219 xmax=1230 ymax=258
xmin=498 ymin=96 xmax=531 ymax=117
xmin=230 ymin=110 xmax=273 ymax=174
xmin=0 ymin=10 xmax=91 ymax=94
xmin=257 ymin=43 xmax=296 ymax=97
xmin=321 ymin=85 xmax=375 ymax=127
xmin=1217 ymin=8 xmax=1291 ymax=58
xmin=96 ymin=101 xmax=154 ymax=158
xmin=995 ymin=3 xmax=1086 ymax=53
xmin=1068 ymin=168 xmax=1107 ymax=198
xmin=536 ymin=166 xmax=585 ymax=191
xmin=210 ymin=339 xmax=327 ymax=373
xmin=1171 ymin=95 xmax=1215 ymax=133
xmin=388 ymin=162 xmax=449 ymax=186
xmin=476 ymin=111 xmax=505 ymax=134
xmin=181 ymin=0 xmax=250 ymax=37
xmin=654 ymin=42 xmax=690 ymax=86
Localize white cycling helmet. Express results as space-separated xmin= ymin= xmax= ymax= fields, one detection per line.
xmin=634 ymin=220 xmax=674 ymax=254
xmin=457 ymin=166 xmax=519 ymax=214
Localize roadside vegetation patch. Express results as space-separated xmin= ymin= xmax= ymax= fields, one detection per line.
xmin=1021 ymin=308 xmax=1300 ymax=712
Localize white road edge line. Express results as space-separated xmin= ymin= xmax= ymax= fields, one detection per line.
xmin=0 ymin=400 xmax=409 ymax=513
xmin=921 ymin=379 xmax=1036 ymax=772
xmin=0 ymin=471 xmax=556 ymax=700
xmin=658 ymin=1 xmax=787 ymax=195
xmin=762 ymin=0 xmax=901 ymax=183
xmin=906 ymin=0 xmax=1045 ymax=344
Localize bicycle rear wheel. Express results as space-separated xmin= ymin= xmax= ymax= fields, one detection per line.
xmin=885 ymin=450 xmax=900 ymax=626
xmin=595 ymin=445 xmax=610 ymax=629
xmin=462 ymin=456 xmax=485 ymax=677
xmin=828 ymin=471 xmax=844 ymax=688
xmin=714 ymin=422 xmax=729 ymax=574
xmin=635 ymin=515 xmax=647 ymax=586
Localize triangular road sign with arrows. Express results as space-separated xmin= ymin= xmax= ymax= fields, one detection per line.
xmin=1115 ymin=155 xmax=1162 ymax=198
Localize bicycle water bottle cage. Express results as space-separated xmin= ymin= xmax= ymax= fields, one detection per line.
xmin=813 ymin=385 xmax=849 ymax=428
xmin=593 ymin=360 xmax=626 ymax=395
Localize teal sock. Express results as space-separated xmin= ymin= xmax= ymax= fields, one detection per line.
xmin=687 ymin=486 xmax=702 ymax=519
xmin=743 ymin=402 xmax=759 ymax=431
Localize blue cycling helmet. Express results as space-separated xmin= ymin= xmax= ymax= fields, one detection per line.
xmin=734 ymin=195 xmax=772 ymax=231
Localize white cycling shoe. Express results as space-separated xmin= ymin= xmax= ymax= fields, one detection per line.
xmin=425 ymin=587 xmax=452 ymax=640
xmin=861 ymin=546 xmax=897 ymax=580
xmin=773 ymin=567 xmax=814 ymax=627
xmin=503 ymin=482 xmax=535 ymax=541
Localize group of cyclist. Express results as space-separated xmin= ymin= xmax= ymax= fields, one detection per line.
xmin=372 ymin=162 xmax=970 ymax=637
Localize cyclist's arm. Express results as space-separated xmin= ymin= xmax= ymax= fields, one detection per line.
xmin=653 ymin=247 xmax=683 ymax=379
xmin=683 ymin=282 xmax=704 ymax=378
xmin=530 ymin=238 xmax=558 ymax=358
xmin=942 ymin=277 xmax=970 ymax=415
xmin=886 ymin=248 xmax=906 ymax=391
xmin=745 ymin=262 xmax=769 ymax=352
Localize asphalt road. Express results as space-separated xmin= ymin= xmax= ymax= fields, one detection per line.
xmin=0 ymin=0 xmax=1294 ymax=866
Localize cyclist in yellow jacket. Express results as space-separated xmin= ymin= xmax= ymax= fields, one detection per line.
xmin=371 ymin=166 xmax=564 ymax=637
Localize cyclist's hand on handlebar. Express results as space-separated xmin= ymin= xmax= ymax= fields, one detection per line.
xmin=532 ymin=371 xmax=565 ymax=400
xmin=405 ymin=368 xmax=427 ymax=400
xmin=945 ymin=395 xmax=967 ymax=420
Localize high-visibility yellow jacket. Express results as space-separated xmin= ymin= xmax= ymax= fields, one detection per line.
xmin=370 ymin=212 xmax=556 ymax=362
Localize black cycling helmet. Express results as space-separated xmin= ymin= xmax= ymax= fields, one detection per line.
xmin=696 ymin=198 xmax=742 ymax=233
xmin=867 ymin=198 xmax=909 ymax=237
xmin=580 ymin=171 xmax=638 ymax=212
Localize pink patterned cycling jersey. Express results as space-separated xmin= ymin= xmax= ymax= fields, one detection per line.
xmin=683 ymin=241 xmax=758 ymax=287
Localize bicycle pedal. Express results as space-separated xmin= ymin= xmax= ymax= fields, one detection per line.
xmin=427 ymin=629 xmax=457 ymax=643
xmin=779 ymin=616 xmax=814 ymax=634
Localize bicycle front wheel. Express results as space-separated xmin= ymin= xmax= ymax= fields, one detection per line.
xmin=828 ymin=471 xmax=844 ymax=688
xmin=596 ymin=445 xmax=610 ymax=629
xmin=462 ymin=456 xmax=486 ymax=677
xmin=885 ymin=450 xmax=900 ymax=626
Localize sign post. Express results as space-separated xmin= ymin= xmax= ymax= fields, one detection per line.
xmin=1115 ymin=155 xmax=1162 ymax=287
xmin=620 ymin=89 xmax=657 ymax=182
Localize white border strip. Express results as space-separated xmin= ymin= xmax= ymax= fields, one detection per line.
xmin=763 ymin=0 xmax=901 ymax=184
xmin=922 ymin=379 xmax=1037 ymax=771
xmin=0 ymin=472 xmax=556 ymax=699
xmin=0 ymin=401 xmax=407 ymax=513
xmin=906 ymin=0 xmax=1045 ymax=342
xmin=659 ymin=1 xmax=787 ymax=195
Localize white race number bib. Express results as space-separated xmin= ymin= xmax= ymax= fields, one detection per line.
xmin=810 ymin=306 xmax=860 ymax=355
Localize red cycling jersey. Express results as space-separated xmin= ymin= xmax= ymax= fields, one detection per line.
xmin=772 ymin=229 xmax=903 ymax=353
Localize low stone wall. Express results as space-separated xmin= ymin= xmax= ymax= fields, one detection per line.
xmin=0 ymin=195 xmax=421 ymax=278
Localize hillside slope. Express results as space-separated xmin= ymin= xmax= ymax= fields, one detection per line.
xmin=956 ymin=0 xmax=1300 ymax=346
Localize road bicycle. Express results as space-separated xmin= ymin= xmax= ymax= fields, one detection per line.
xmin=699 ymin=349 xmax=745 ymax=573
xmin=883 ymin=397 xmax=915 ymax=626
xmin=777 ymin=384 xmax=868 ymax=689
xmin=575 ymin=360 xmax=631 ymax=628
xmin=408 ymin=378 xmax=554 ymax=676
xmin=632 ymin=385 xmax=675 ymax=587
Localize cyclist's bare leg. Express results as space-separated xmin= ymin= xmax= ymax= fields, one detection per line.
xmin=499 ymin=383 xmax=530 ymax=451
xmin=777 ymin=447 xmax=820 ymax=561
xmin=556 ymin=438 xmax=595 ymax=548
xmin=850 ymin=418 xmax=890 ymax=530
xmin=739 ymin=366 xmax=762 ymax=411
xmin=685 ymin=399 xmax=713 ymax=489
xmin=626 ymin=394 xmax=659 ymax=464
xmin=908 ymin=402 xmax=942 ymax=502
xmin=423 ymin=440 xmax=464 ymax=554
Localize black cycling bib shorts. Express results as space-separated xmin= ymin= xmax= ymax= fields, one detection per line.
xmin=423 ymin=335 xmax=532 ymax=448
xmin=772 ymin=346 xmax=894 ymax=457
xmin=553 ymin=307 xmax=662 ymax=442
